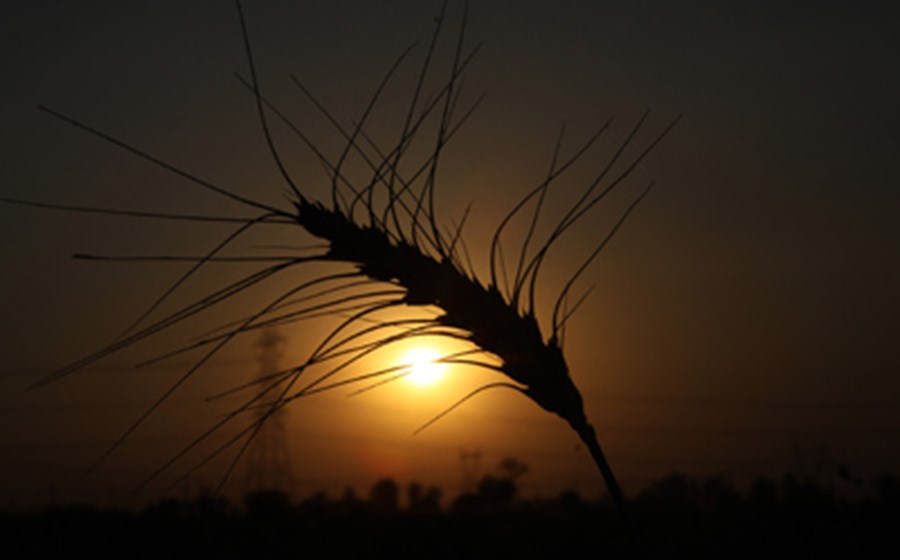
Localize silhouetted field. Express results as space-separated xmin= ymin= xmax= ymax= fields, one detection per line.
xmin=2 ymin=472 xmax=898 ymax=559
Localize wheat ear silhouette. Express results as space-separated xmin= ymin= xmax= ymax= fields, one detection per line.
xmin=4 ymin=1 xmax=679 ymax=520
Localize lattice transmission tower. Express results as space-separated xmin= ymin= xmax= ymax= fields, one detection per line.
xmin=242 ymin=330 xmax=295 ymax=495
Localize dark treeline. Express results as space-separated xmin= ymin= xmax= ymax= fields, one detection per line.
xmin=2 ymin=470 xmax=898 ymax=559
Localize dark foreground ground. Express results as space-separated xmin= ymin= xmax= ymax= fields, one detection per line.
xmin=2 ymin=472 xmax=898 ymax=559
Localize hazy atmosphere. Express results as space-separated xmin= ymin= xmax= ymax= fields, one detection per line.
xmin=1 ymin=0 xmax=898 ymax=517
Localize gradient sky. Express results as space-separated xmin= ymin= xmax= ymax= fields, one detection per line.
xmin=1 ymin=1 xmax=898 ymax=509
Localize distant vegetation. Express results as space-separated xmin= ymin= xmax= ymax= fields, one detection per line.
xmin=2 ymin=470 xmax=898 ymax=558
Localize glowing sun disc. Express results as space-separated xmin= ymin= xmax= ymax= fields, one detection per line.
xmin=402 ymin=347 xmax=446 ymax=387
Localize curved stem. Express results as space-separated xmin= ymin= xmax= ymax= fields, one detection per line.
xmin=573 ymin=421 xmax=628 ymax=521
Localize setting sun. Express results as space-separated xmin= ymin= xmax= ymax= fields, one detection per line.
xmin=401 ymin=347 xmax=447 ymax=387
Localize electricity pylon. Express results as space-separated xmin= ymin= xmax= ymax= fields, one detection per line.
xmin=242 ymin=330 xmax=294 ymax=495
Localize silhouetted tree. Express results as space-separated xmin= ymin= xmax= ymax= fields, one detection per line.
xmin=636 ymin=472 xmax=699 ymax=514
xmin=450 ymin=457 xmax=529 ymax=512
xmin=748 ymin=476 xmax=779 ymax=510
xmin=337 ymin=487 xmax=363 ymax=515
xmin=369 ymin=478 xmax=399 ymax=514
xmin=498 ymin=457 xmax=529 ymax=480
xmin=298 ymin=490 xmax=328 ymax=514
xmin=477 ymin=475 xmax=517 ymax=510
xmin=699 ymin=474 xmax=740 ymax=513
xmin=407 ymin=482 xmax=442 ymax=514
xmin=781 ymin=473 xmax=834 ymax=511
xmin=558 ymin=489 xmax=586 ymax=514
xmin=244 ymin=489 xmax=290 ymax=517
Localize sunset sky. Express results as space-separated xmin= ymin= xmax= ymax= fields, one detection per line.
xmin=1 ymin=1 xmax=898 ymax=509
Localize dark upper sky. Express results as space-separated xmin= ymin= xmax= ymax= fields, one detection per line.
xmin=1 ymin=1 xmax=898 ymax=507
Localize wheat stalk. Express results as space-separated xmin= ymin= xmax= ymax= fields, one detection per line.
xmin=6 ymin=1 xmax=679 ymax=521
